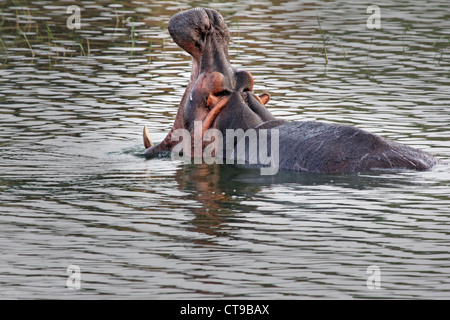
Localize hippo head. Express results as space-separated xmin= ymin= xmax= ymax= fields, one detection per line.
xmin=144 ymin=8 xmax=276 ymax=157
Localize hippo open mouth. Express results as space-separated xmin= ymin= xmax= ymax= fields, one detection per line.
xmin=143 ymin=8 xmax=441 ymax=174
xmin=143 ymin=8 xmax=275 ymax=153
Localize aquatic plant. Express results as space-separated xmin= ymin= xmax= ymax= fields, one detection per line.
xmin=19 ymin=29 xmax=35 ymax=57
xmin=0 ymin=36 xmax=8 ymax=57
xmin=316 ymin=15 xmax=328 ymax=66
xmin=432 ymin=36 xmax=449 ymax=66
xmin=127 ymin=16 xmax=135 ymax=55
xmin=402 ymin=23 xmax=411 ymax=56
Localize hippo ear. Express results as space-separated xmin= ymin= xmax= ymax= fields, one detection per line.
xmin=258 ymin=93 xmax=270 ymax=105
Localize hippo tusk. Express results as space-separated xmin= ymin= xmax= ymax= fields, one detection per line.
xmin=202 ymin=95 xmax=230 ymax=136
xmin=143 ymin=125 xmax=154 ymax=149
xmin=207 ymin=93 xmax=220 ymax=109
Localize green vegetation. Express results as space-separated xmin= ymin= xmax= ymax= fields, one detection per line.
xmin=316 ymin=15 xmax=328 ymax=66
xmin=432 ymin=36 xmax=450 ymax=65
xmin=20 ymin=29 xmax=35 ymax=57
xmin=402 ymin=23 xmax=411 ymax=56
xmin=128 ymin=16 xmax=135 ymax=55
xmin=0 ymin=2 xmax=157 ymax=64
xmin=0 ymin=36 xmax=8 ymax=56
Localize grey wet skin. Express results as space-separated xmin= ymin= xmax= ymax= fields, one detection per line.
xmin=143 ymin=8 xmax=440 ymax=173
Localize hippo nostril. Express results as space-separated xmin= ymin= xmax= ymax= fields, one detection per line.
xmin=206 ymin=8 xmax=226 ymax=29
xmin=202 ymin=9 xmax=211 ymax=29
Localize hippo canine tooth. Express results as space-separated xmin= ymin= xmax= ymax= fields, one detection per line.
xmin=207 ymin=93 xmax=219 ymax=109
xmin=143 ymin=125 xmax=154 ymax=149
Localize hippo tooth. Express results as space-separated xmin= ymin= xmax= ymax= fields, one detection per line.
xmin=207 ymin=93 xmax=219 ymax=109
xmin=202 ymin=96 xmax=230 ymax=136
xmin=143 ymin=125 xmax=154 ymax=149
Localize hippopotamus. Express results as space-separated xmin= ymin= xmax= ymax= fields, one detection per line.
xmin=142 ymin=8 xmax=440 ymax=174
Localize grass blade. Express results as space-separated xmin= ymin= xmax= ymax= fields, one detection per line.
xmin=20 ymin=30 xmax=35 ymax=57
xmin=316 ymin=15 xmax=328 ymax=66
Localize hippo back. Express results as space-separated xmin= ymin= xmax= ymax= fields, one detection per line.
xmin=265 ymin=121 xmax=439 ymax=174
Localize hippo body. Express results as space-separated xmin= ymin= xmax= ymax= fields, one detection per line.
xmin=243 ymin=121 xmax=439 ymax=173
xmin=142 ymin=8 xmax=441 ymax=174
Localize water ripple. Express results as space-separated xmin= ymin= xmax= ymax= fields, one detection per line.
xmin=0 ymin=0 xmax=449 ymax=299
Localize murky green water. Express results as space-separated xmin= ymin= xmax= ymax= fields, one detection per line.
xmin=0 ymin=0 xmax=449 ymax=299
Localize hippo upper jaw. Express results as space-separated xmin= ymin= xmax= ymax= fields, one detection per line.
xmin=169 ymin=8 xmax=276 ymax=134
xmin=168 ymin=8 xmax=231 ymax=79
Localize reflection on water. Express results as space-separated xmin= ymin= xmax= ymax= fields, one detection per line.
xmin=0 ymin=0 xmax=450 ymax=299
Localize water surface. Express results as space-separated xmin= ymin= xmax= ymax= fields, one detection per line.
xmin=0 ymin=0 xmax=449 ymax=299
